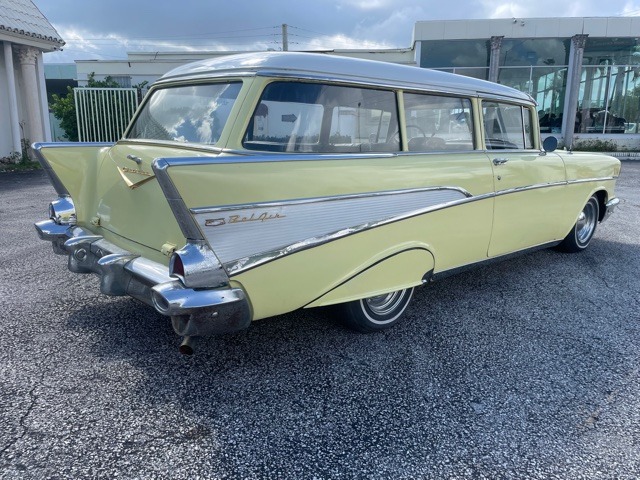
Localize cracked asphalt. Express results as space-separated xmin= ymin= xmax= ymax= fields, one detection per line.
xmin=1 ymin=163 xmax=639 ymax=479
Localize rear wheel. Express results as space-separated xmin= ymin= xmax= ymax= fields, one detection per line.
xmin=341 ymin=288 xmax=414 ymax=333
xmin=557 ymin=195 xmax=599 ymax=253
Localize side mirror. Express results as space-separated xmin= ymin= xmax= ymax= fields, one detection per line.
xmin=542 ymin=136 xmax=558 ymax=153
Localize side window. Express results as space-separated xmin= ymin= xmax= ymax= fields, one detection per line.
xmin=483 ymin=101 xmax=534 ymax=150
xmin=243 ymin=82 xmax=399 ymax=153
xmin=403 ymin=93 xmax=473 ymax=151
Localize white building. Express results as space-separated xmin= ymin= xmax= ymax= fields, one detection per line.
xmin=0 ymin=0 xmax=64 ymax=160
xmin=412 ymin=17 xmax=640 ymax=149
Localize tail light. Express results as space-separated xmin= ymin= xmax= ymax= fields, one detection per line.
xmin=169 ymin=252 xmax=185 ymax=279
xmin=167 ymin=243 xmax=228 ymax=289
xmin=49 ymin=197 xmax=77 ymax=225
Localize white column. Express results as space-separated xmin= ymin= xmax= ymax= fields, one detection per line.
xmin=3 ymin=41 xmax=22 ymax=156
xmin=488 ymin=36 xmax=504 ymax=83
xmin=36 ymin=51 xmax=52 ymax=141
xmin=562 ymin=34 xmax=588 ymax=148
xmin=15 ymin=46 xmax=45 ymax=145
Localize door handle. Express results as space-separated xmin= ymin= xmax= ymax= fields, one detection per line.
xmin=493 ymin=158 xmax=509 ymax=165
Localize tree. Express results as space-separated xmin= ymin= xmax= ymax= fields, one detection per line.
xmin=50 ymin=73 xmax=147 ymax=141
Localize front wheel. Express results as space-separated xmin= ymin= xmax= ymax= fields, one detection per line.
xmin=341 ymin=288 xmax=414 ymax=333
xmin=556 ymin=195 xmax=600 ymax=253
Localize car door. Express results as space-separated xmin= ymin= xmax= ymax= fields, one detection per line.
xmin=483 ymin=101 xmax=567 ymax=257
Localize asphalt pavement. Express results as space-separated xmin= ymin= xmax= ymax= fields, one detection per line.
xmin=1 ymin=164 xmax=639 ymax=479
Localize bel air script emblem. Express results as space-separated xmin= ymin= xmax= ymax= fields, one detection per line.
xmin=205 ymin=211 xmax=286 ymax=227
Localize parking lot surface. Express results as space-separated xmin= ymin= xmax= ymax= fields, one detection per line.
xmin=1 ymin=164 xmax=639 ymax=479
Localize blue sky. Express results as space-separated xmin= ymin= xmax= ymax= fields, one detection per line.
xmin=36 ymin=0 xmax=640 ymax=63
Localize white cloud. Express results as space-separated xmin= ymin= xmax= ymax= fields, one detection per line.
xmin=338 ymin=0 xmax=396 ymax=10
xmin=303 ymin=34 xmax=391 ymax=50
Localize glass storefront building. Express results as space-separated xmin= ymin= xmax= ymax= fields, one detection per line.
xmin=413 ymin=18 xmax=640 ymax=148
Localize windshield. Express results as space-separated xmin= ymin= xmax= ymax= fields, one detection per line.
xmin=127 ymin=82 xmax=242 ymax=144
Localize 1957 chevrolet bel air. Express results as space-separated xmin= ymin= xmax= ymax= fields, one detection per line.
xmin=35 ymin=52 xmax=620 ymax=353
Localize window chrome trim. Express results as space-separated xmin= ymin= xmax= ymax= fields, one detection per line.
xmin=152 ymin=153 xmax=396 ymax=169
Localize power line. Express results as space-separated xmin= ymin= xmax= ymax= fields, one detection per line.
xmin=77 ymin=26 xmax=280 ymax=41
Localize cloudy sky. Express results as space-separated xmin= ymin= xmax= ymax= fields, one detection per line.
xmin=37 ymin=0 xmax=640 ymax=63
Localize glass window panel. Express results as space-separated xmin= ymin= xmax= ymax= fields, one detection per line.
xmin=420 ymin=40 xmax=490 ymax=68
xmin=243 ymin=82 xmax=399 ymax=153
xmin=403 ymin=93 xmax=474 ymax=151
xmin=499 ymin=66 xmax=567 ymax=134
xmin=483 ymin=102 xmax=530 ymax=150
xmin=576 ymin=64 xmax=640 ymax=134
xmin=500 ymin=39 xmax=570 ymax=67
xmin=583 ymin=37 xmax=640 ymax=66
xmin=128 ymin=82 xmax=242 ymax=144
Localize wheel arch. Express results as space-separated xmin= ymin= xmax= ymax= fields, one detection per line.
xmin=593 ymin=189 xmax=608 ymax=222
xmin=305 ymin=246 xmax=435 ymax=308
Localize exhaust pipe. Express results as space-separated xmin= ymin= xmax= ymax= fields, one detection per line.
xmin=179 ymin=336 xmax=195 ymax=355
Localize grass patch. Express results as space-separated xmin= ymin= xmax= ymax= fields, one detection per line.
xmin=0 ymin=159 xmax=41 ymax=172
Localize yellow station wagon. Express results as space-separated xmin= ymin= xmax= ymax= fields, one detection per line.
xmin=35 ymin=52 xmax=620 ymax=353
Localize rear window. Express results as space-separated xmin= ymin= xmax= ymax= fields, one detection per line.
xmin=243 ymin=82 xmax=399 ymax=153
xmin=127 ymin=82 xmax=242 ymax=144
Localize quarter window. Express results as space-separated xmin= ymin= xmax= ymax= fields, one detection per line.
xmin=403 ymin=93 xmax=473 ymax=151
xmin=127 ymin=82 xmax=242 ymax=144
xmin=482 ymin=101 xmax=534 ymax=150
xmin=243 ymin=82 xmax=399 ymax=153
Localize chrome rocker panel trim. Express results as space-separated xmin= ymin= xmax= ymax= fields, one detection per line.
xmin=34 ymin=219 xmax=251 ymax=336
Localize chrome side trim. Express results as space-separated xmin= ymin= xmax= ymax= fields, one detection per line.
xmin=494 ymin=177 xmax=618 ymax=198
xmin=191 ymin=186 xmax=473 ymax=215
xmin=154 ymin=152 xmax=396 ymax=168
xmin=196 ymin=188 xmax=469 ymax=271
xmin=214 ymin=176 xmax=615 ymax=275
xmin=152 ymin=158 xmax=208 ymax=241
xmin=222 ymin=190 xmax=477 ymax=275
xmin=495 ymin=180 xmax=567 ymax=197
xmin=569 ymin=176 xmax=618 ymax=184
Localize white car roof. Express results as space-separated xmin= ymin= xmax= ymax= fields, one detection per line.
xmin=158 ymin=51 xmax=533 ymax=103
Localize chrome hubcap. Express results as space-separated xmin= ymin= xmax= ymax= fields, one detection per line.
xmin=576 ymin=201 xmax=597 ymax=244
xmin=365 ymin=291 xmax=407 ymax=316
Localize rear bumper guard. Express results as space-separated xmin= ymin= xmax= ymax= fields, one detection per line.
xmin=34 ymin=219 xmax=251 ymax=336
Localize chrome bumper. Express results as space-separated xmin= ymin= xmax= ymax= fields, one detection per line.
xmin=34 ymin=219 xmax=251 ymax=336
xmin=603 ymin=197 xmax=620 ymax=222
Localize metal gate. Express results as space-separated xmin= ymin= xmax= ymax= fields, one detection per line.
xmin=74 ymin=88 xmax=139 ymax=142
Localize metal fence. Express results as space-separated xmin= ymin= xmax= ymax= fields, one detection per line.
xmin=74 ymin=88 xmax=139 ymax=142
